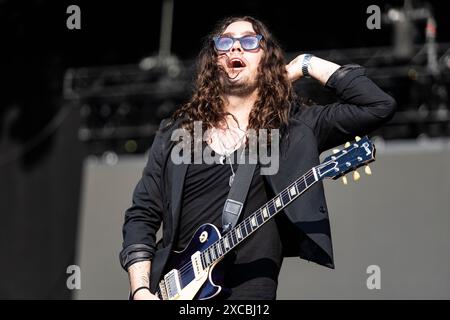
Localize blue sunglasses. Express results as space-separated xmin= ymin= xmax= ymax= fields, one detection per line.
xmin=213 ymin=34 xmax=263 ymax=51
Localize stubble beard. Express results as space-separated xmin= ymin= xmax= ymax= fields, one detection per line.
xmin=219 ymin=69 xmax=258 ymax=97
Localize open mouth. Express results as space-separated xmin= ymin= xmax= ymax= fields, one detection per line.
xmin=228 ymin=57 xmax=246 ymax=69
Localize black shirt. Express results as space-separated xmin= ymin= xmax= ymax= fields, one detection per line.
xmin=176 ymin=142 xmax=283 ymax=299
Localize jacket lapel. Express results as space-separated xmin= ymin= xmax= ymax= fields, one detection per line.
xmin=170 ymin=162 xmax=188 ymax=242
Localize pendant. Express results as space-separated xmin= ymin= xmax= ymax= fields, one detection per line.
xmin=229 ymin=174 xmax=235 ymax=187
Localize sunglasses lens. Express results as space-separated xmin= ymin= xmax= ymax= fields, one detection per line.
xmin=215 ymin=37 xmax=233 ymax=51
xmin=213 ymin=35 xmax=262 ymax=51
xmin=241 ymin=36 xmax=260 ymax=50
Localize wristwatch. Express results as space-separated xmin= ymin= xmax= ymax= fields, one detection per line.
xmin=301 ymin=54 xmax=313 ymax=78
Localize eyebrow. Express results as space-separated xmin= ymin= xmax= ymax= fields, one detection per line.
xmin=221 ymin=31 xmax=257 ymax=37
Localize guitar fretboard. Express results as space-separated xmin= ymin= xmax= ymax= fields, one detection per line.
xmin=200 ymin=167 xmax=318 ymax=268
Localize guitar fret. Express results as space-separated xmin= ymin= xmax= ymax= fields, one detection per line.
xmin=236 ymin=227 xmax=242 ymax=239
xmin=205 ymin=251 xmax=210 ymax=265
xmin=262 ymin=206 xmax=269 ymax=219
xmin=306 ymin=172 xmax=316 ymax=186
xmin=231 ymin=232 xmax=237 ymax=247
xmin=245 ymin=220 xmax=252 ymax=234
xmin=216 ymin=243 xmax=222 ymax=256
xmin=224 ymin=236 xmax=230 ymax=249
xmin=240 ymin=224 xmax=247 ymax=237
xmin=235 ymin=232 xmax=241 ymax=245
xmin=215 ymin=244 xmax=220 ymax=257
xmin=227 ymin=234 xmax=233 ymax=247
xmin=250 ymin=216 xmax=257 ymax=228
xmin=274 ymin=196 xmax=282 ymax=209
xmin=220 ymin=240 xmax=226 ymax=253
xmin=268 ymin=201 xmax=275 ymax=216
xmin=289 ymin=184 xmax=298 ymax=197
xmin=297 ymin=178 xmax=305 ymax=192
xmin=210 ymin=247 xmax=216 ymax=260
xmin=256 ymin=212 xmax=263 ymax=225
xmin=281 ymin=191 xmax=290 ymax=205
xmin=201 ymin=253 xmax=206 ymax=268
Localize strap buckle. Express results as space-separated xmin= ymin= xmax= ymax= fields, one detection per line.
xmin=222 ymin=199 xmax=243 ymax=233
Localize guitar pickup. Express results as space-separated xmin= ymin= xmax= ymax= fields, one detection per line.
xmin=191 ymin=251 xmax=205 ymax=280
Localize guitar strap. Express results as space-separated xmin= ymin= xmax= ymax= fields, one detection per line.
xmin=222 ymin=147 xmax=256 ymax=234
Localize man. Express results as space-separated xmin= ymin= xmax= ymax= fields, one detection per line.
xmin=119 ymin=16 xmax=396 ymax=300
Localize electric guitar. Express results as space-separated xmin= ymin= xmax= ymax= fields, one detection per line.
xmin=156 ymin=136 xmax=375 ymax=300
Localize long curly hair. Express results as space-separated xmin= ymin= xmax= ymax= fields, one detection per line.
xmin=167 ymin=16 xmax=295 ymax=144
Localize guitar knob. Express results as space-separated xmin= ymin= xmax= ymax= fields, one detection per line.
xmin=365 ymin=165 xmax=372 ymax=175
xmin=344 ymin=142 xmax=351 ymax=148
xmin=355 ymin=136 xmax=361 ymax=142
xmin=342 ymin=176 xmax=348 ymax=185
xmin=353 ymin=170 xmax=360 ymax=181
xmin=332 ymin=149 xmax=340 ymax=154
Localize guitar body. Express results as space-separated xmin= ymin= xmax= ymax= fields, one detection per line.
xmin=157 ymin=223 xmax=227 ymax=300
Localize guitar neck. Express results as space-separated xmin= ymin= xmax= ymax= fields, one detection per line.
xmin=200 ymin=167 xmax=319 ymax=267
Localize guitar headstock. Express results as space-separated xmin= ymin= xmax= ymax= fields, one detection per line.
xmin=316 ymin=136 xmax=375 ymax=183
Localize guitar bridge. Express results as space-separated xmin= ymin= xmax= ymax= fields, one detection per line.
xmin=158 ymin=280 xmax=168 ymax=300
xmin=163 ymin=269 xmax=182 ymax=300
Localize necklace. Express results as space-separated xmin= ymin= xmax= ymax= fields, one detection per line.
xmin=221 ymin=146 xmax=246 ymax=187
xmin=212 ymin=127 xmax=247 ymax=187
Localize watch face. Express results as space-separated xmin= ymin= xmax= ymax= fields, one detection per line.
xmin=302 ymin=54 xmax=312 ymax=77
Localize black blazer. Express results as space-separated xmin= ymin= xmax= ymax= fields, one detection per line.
xmin=120 ymin=64 xmax=396 ymax=293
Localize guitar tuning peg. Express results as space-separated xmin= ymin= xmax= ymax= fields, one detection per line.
xmin=353 ymin=170 xmax=360 ymax=181
xmin=332 ymin=149 xmax=340 ymax=154
xmin=344 ymin=142 xmax=351 ymax=148
xmin=342 ymin=176 xmax=348 ymax=185
xmin=364 ymin=165 xmax=372 ymax=175
xmin=355 ymin=136 xmax=361 ymax=142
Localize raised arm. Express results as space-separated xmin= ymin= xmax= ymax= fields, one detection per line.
xmin=286 ymin=54 xmax=340 ymax=85
xmin=287 ymin=55 xmax=397 ymax=152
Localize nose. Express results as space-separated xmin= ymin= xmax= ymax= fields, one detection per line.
xmin=230 ymin=39 xmax=243 ymax=52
